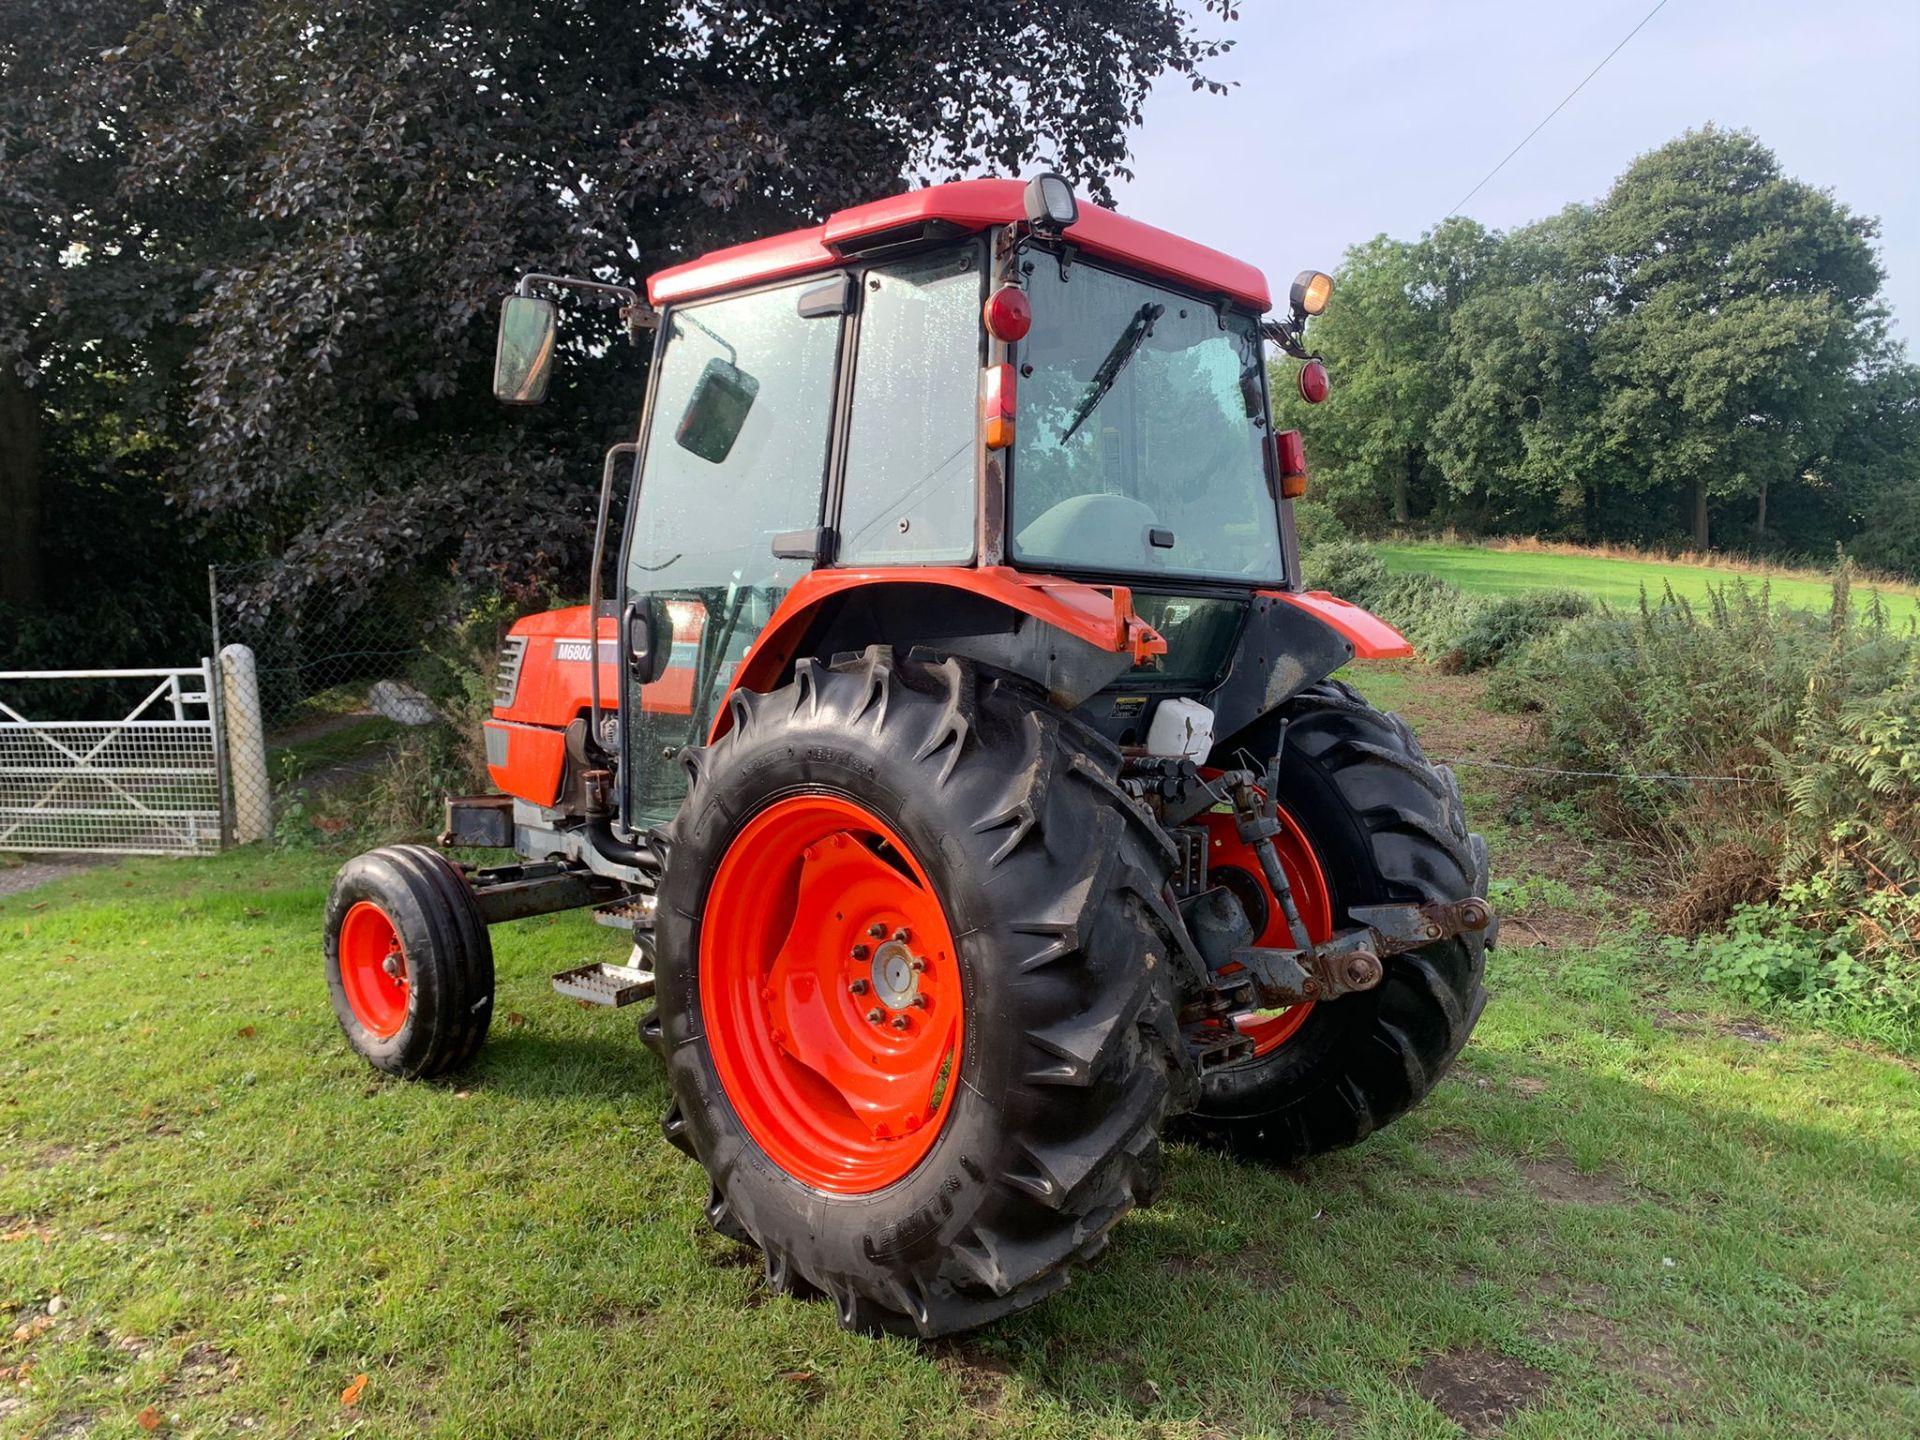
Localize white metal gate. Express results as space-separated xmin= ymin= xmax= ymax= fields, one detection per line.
xmin=0 ymin=665 xmax=228 ymax=855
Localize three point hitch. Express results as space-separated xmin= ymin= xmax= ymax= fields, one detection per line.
xmin=1121 ymin=741 xmax=1494 ymax=1072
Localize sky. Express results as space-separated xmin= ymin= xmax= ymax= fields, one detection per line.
xmin=1108 ymin=0 xmax=1920 ymax=342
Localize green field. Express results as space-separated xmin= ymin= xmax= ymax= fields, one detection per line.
xmin=1376 ymin=542 xmax=1920 ymax=619
xmin=4 ymin=672 xmax=1917 ymax=1439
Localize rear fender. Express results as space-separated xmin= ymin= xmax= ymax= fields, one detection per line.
xmin=710 ymin=566 xmax=1167 ymax=740
xmin=1208 ymin=591 xmax=1412 ymax=743
xmin=1268 ymin=590 xmax=1414 ymax=661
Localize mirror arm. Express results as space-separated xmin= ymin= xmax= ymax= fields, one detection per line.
xmin=588 ymin=441 xmax=642 ymax=758
xmin=515 ymin=272 xmax=660 ymax=345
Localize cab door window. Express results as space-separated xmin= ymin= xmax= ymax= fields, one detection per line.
xmin=623 ymin=281 xmax=842 ymax=825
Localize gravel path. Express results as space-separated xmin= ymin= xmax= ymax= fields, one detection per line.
xmin=0 ymin=853 xmax=111 ymax=900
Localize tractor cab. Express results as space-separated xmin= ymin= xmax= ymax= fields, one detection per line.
xmin=481 ymin=174 xmax=1402 ymax=847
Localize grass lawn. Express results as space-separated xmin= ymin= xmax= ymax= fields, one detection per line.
xmin=1376 ymin=541 xmax=1920 ymax=620
xmin=4 ymin=669 xmax=1917 ymax=1438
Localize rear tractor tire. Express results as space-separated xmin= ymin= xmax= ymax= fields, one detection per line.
xmin=324 ymin=844 xmax=494 ymax=1078
xmin=1179 ymin=680 xmax=1490 ymax=1164
xmin=647 ymin=648 xmax=1191 ymax=1337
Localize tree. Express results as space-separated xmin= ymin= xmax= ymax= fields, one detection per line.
xmin=1834 ymin=360 xmax=1920 ymax=579
xmin=1277 ymin=124 xmax=1915 ymax=565
xmin=1580 ymin=126 xmax=1885 ymax=550
xmin=1273 ymin=218 xmax=1495 ymax=527
xmin=1 ymin=0 xmax=1236 ymax=641
xmin=1429 ymin=206 xmax=1638 ymax=541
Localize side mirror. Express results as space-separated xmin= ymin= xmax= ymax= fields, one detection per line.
xmin=625 ymin=598 xmax=672 ymax=687
xmin=493 ymin=295 xmax=557 ymax=405
xmin=675 ymin=357 xmax=760 ymax=464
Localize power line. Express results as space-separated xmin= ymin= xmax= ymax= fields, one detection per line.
xmin=1447 ymin=0 xmax=1674 ymax=218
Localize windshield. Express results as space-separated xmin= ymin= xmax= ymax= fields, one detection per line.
xmin=1009 ymin=256 xmax=1283 ymax=584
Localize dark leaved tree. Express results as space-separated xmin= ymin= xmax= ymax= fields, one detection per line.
xmin=0 ymin=0 xmax=1236 ymax=644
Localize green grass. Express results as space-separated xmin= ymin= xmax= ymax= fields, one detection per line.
xmin=1377 ymin=542 xmax=1920 ymax=620
xmin=3 ymin=677 xmax=1918 ymax=1437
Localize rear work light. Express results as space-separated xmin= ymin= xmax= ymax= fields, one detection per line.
xmin=983 ymin=363 xmax=1016 ymax=450
xmin=1298 ymin=359 xmax=1330 ymax=405
xmin=1275 ymin=429 xmax=1308 ymax=499
xmin=1290 ymin=270 xmax=1334 ymax=317
xmin=1023 ymin=172 xmax=1079 ymax=233
xmin=983 ymin=285 xmax=1032 ymax=342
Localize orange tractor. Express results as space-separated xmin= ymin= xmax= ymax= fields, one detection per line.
xmin=324 ymin=176 xmax=1493 ymax=1336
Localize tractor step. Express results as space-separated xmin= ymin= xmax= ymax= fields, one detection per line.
xmin=591 ymin=895 xmax=656 ymax=932
xmin=551 ymin=961 xmax=656 ymax=1008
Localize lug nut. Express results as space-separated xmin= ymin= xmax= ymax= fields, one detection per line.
xmin=849 ymin=978 xmax=869 ymax=995
xmin=850 ymin=944 xmax=870 ymax=961
xmin=892 ymin=927 xmax=911 ymax=944
xmin=866 ymin=1008 xmax=885 ymax=1024
xmin=868 ymin=922 xmax=887 ymax=939
xmin=908 ymin=957 xmax=926 ymax=973
xmin=911 ymin=995 xmax=929 ymax=1009
xmin=889 ymin=1015 xmax=911 ymax=1031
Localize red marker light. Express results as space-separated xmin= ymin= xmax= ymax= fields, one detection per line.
xmin=1298 ymin=359 xmax=1330 ymax=405
xmin=982 ymin=285 xmax=1032 ymax=342
xmin=1275 ymin=428 xmax=1307 ymax=479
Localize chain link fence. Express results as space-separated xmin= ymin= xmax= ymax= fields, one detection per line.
xmin=208 ymin=563 xmax=465 ymax=839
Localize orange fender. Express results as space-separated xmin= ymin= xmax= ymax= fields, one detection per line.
xmin=1261 ymin=590 xmax=1414 ymax=660
xmin=710 ymin=566 xmax=1167 ymax=741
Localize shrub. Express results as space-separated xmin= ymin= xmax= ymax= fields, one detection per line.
xmin=1371 ymin=572 xmax=1481 ymax=657
xmin=1297 ymin=542 xmax=1484 ymax=657
xmin=1445 ymin=588 xmax=1596 ymax=672
xmin=1679 ymin=885 xmax=1920 ymax=1049
xmin=368 ymin=599 xmax=514 ymax=835
xmin=1299 ymin=539 xmax=1390 ymax=607
xmin=1497 ymin=572 xmax=1920 ymax=1045
xmin=1291 ymin=500 xmax=1350 ymax=550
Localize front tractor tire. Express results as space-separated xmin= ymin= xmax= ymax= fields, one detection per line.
xmin=1181 ymin=681 xmax=1491 ymax=1164
xmin=324 ymin=845 xmax=494 ymax=1078
xmin=648 ymin=648 xmax=1190 ymax=1337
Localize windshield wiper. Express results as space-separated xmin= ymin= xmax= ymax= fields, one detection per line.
xmin=1061 ymin=302 xmax=1164 ymax=442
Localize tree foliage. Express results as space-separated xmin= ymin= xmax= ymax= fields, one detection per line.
xmin=1 ymin=0 xmax=1235 ymax=648
xmin=1279 ymin=126 xmax=1919 ymax=568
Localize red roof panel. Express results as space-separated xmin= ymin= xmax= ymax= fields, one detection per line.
xmin=646 ymin=178 xmax=1271 ymax=311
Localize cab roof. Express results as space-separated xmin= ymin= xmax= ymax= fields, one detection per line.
xmin=645 ymin=178 xmax=1271 ymax=313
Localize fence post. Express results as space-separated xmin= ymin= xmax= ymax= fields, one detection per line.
xmin=206 ymin=655 xmax=234 ymax=850
xmin=220 ymin=643 xmax=272 ymax=843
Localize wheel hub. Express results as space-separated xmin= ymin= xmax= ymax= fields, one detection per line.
xmin=337 ymin=900 xmax=410 ymax=1039
xmin=869 ymin=938 xmax=921 ymax=1010
xmin=700 ymin=794 xmax=965 ymax=1194
xmin=1197 ymin=785 xmax=1335 ymax=1058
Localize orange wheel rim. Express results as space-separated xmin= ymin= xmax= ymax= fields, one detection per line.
xmin=339 ymin=900 xmax=409 ymax=1038
xmin=1198 ymin=789 xmax=1334 ymax=1057
xmin=700 ymin=794 xmax=964 ymax=1194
